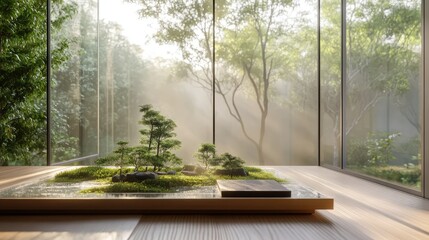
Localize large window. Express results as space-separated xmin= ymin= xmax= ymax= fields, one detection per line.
xmin=320 ymin=0 xmax=341 ymax=168
xmin=344 ymin=0 xmax=422 ymax=191
xmin=98 ymin=0 xmax=212 ymax=161
xmin=215 ymin=1 xmax=318 ymax=166
xmin=52 ymin=0 xmax=99 ymax=163
xmin=0 ymin=0 xmax=426 ymax=197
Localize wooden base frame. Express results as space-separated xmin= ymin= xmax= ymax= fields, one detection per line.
xmin=0 ymin=198 xmax=333 ymax=214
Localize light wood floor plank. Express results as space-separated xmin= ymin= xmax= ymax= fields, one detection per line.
xmin=275 ymin=166 xmax=429 ymax=240
xmin=129 ymin=214 xmax=360 ymax=240
xmin=0 ymin=215 xmax=141 ymax=240
xmin=129 ymin=166 xmax=429 ymax=240
xmin=0 ymin=167 xmax=74 ymax=190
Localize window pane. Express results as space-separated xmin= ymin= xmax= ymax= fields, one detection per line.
xmin=320 ymin=0 xmax=341 ymax=167
xmin=0 ymin=1 xmax=47 ymax=166
xmin=98 ymin=0 xmax=212 ymax=161
xmin=215 ymin=1 xmax=319 ymax=165
xmin=52 ymin=0 xmax=99 ymax=163
xmin=345 ymin=0 xmax=422 ymax=191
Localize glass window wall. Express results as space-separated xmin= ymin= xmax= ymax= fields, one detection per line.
xmin=0 ymin=0 xmax=425 ymax=196
xmin=215 ymin=0 xmax=319 ymax=166
xmin=344 ymin=0 xmax=422 ymax=191
xmin=320 ymin=0 xmax=341 ymax=168
xmin=52 ymin=0 xmax=99 ymax=163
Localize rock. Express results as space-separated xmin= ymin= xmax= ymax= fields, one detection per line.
xmin=156 ymin=171 xmax=167 ymax=175
xmin=183 ymin=165 xmax=196 ymax=171
xmin=167 ymin=170 xmax=176 ymax=175
xmin=135 ymin=172 xmax=158 ymax=181
xmin=214 ymin=168 xmax=247 ymax=177
xmin=181 ymin=165 xmax=205 ymax=176
xmin=112 ymin=174 xmax=125 ymax=182
xmin=125 ymin=173 xmax=139 ymax=182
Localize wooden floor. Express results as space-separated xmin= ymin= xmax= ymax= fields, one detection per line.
xmin=0 ymin=166 xmax=428 ymax=240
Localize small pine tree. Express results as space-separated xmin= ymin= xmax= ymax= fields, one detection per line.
xmin=219 ymin=152 xmax=245 ymax=178
xmin=130 ymin=146 xmax=150 ymax=172
xmin=139 ymin=104 xmax=181 ymax=171
xmin=195 ymin=143 xmax=217 ymax=170
xmin=95 ymin=141 xmax=131 ymax=181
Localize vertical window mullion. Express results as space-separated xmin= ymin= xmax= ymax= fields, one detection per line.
xmin=424 ymin=0 xmax=429 ymax=199
xmin=340 ymin=0 xmax=346 ymax=170
xmin=46 ymin=0 xmax=52 ymax=166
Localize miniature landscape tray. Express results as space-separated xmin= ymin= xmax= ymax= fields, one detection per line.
xmin=0 ymin=168 xmax=333 ymax=214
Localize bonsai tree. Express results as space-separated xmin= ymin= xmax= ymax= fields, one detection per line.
xmin=219 ymin=152 xmax=245 ymax=178
xmin=130 ymin=146 xmax=151 ymax=172
xmin=194 ymin=143 xmax=217 ymax=170
xmin=162 ymin=151 xmax=182 ymax=170
xmin=115 ymin=141 xmax=131 ymax=177
xmin=139 ymin=104 xmax=181 ymax=171
xmin=95 ymin=141 xmax=131 ymax=181
xmin=158 ymin=139 xmax=182 ymax=170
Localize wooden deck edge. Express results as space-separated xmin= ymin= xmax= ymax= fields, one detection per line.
xmin=0 ymin=198 xmax=333 ymax=214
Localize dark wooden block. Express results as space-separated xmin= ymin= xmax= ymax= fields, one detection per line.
xmin=217 ymin=180 xmax=291 ymax=197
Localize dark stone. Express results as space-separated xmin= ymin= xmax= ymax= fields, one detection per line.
xmin=167 ymin=170 xmax=176 ymax=175
xmin=156 ymin=171 xmax=167 ymax=175
xmin=112 ymin=175 xmax=120 ymax=182
xmin=214 ymin=168 xmax=247 ymax=177
xmin=125 ymin=173 xmax=139 ymax=182
xmin=135 ymin=172 xmax=158 ymax=181
xmin=112 ymin=174 xmax=125 ymax=182
xmin=181 ymin=165 xmax=206 ymax=176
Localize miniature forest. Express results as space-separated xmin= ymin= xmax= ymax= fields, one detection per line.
xmin=53 ymin=105 xmax=284 ymax=194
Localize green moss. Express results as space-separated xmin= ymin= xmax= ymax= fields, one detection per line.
xmin=81 ymin=182 xmax=167 ymax=193
xmin=53 ymin=166 xmax=133 ymax=182
xmin=81 ymin=174 xmax=216 ymax=193
xmin=56 ymin=166 xmax=286 ymax=193
xmin=209 ymin=167 xmax=286 ymax=183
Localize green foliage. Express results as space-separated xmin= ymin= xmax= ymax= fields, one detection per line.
xmin=366 ymin=133 xmax=400 ymax=167
xmin=358 ymin=166 xmax=421 ymax=188
xmin=194 ymin=143 xmax=217 ymax=170
xmin=0 ymin=0 xmax=77 ymax=165
xmin=218 ymin=152 xmax=245 ymax=177
xmin=51 ymin=0 xmax=98 ymax=161
xmin=115 ymin=141 xmax=131 ymax=176
xmin=139 ymin=104 xmax=182 ymax=171
xmin=129 ymin=146 xmax=151 ymax=172
xmin=95 ymin=141 xmax=131 ymax=179
xmin=347 ymin=140 xmax=368 ymax=167
xmin=347 ymin=132 xmax=400 ymax=167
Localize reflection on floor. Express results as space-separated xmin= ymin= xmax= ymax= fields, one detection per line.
xmin=0 ymin=166 xmax=428 ymax=240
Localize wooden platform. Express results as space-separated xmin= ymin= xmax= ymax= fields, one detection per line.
xmin=0 ymin=166 xmax=428 ymax=239
xmin=0 ymin=167 xmax=332 ymax=214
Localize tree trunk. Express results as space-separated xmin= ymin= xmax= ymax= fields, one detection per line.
xmin=258 ymin=110 xmax=268 ymax=165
